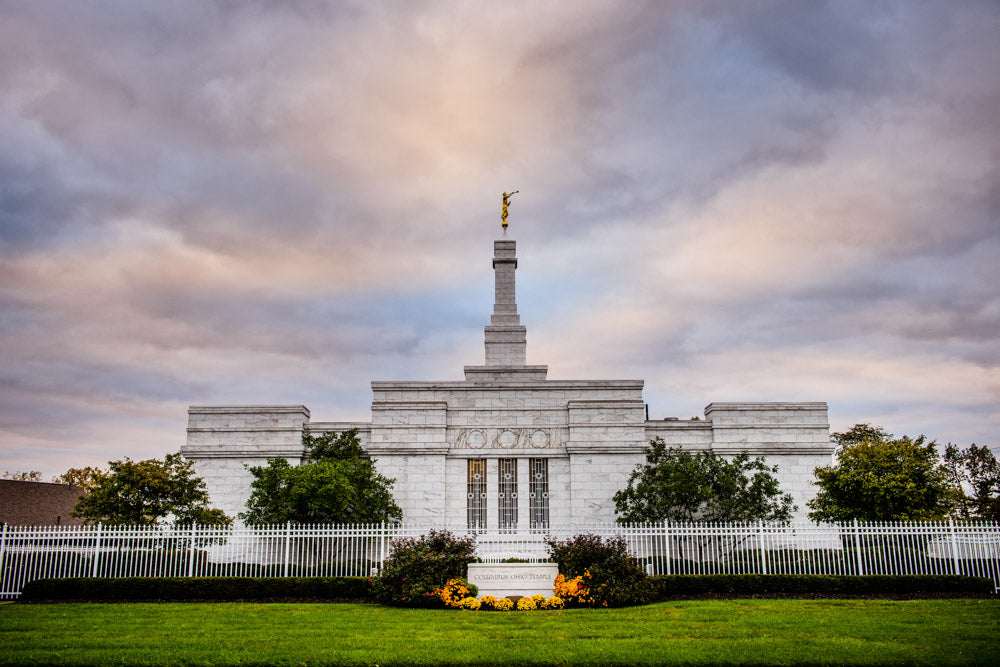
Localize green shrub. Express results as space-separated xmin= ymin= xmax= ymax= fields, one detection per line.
xmin=19 ymin=573 xmax=991 ymax=604
xmin=649 ymin=574 xmax=995 ymax=599
xmin=372 ymin=530 xmax=477 ymax=607
xmin=546 ymin=534 xmax=652 ymax=607
xmin=18 ymin=576 xmax=373 ymax=602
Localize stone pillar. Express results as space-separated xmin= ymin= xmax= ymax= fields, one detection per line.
xmin=517 ymin=458 xmax=530 ymax=531
xmin=486 ymin=457 xmax=500 ymax=532
xmin=484 ymin=239 xmax=527 ymax=366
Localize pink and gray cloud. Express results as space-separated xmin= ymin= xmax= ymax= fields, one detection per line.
xmin=1 ymin=1 xmax=997 ymax=478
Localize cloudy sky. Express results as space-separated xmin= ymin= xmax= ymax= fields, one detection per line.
xmin=1 ymin=1 xmax=998 ymax=479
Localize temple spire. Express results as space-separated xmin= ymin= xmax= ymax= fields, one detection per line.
xmin=463 ymin=221 xmax=548 ymax=382
xmin=484 ymin=236 xmax=525 ymax=365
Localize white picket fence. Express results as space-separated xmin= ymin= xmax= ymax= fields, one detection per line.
xmin=1 ymin=520 xmax=997 ymax=599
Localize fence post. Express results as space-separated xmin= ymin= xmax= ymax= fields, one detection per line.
xmin=948 ymin=518 xmax=961 ymax=576
xmin=187 ymin=524 xmax=197 ymax=578
xmin=91 ymin=524 xmax=102 ymax=578
xmin=853 ymin=519 xmax=865 ymax=576
xmin=283 ymin=522 xmax=291 ymax=578
xmin=662 ymin=521 xmax=671 ymax=576
xmin=380 ymin=523 xmax=388 ymax=575
xmin=758 ymin=521 xmax=767 ymax=575
xmin=0 ymin=524 xmax=7 ymax=594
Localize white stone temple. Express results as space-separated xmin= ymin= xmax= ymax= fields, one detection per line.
xmin=183 ymin=228 xmax=835 ymax=527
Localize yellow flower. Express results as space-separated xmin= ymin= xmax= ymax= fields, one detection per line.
xmin=493 ymin=597 xmax=514 ymax=611
xmin=516 ymin=597 xmax=537 ymax=611
xmin=553 ymin=571 xmax=592 ymax=606
xmin=438 ymin=578 xmax=472 ymax=608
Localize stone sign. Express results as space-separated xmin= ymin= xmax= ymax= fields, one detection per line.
xmin=467 ymin=562 xmax=559 ymax=598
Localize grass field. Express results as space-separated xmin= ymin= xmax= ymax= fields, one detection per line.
xmin=1 ymin=600 xmax=998 ymax=666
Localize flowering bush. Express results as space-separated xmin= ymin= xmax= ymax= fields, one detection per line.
xmin=554 ymin=572 xmax=593 ymax=607
xmin=541 ymin=596 xmax=565 ymax=610
xmin=437 ymin=578 xmax=478 ymax=609
xmin=516 ymin=597 xmax=537 ymax=610
xmin=530 ymin=594 xmax=546 ymax=607
xmin=458 ymin=596 xmax=481 ymax=610
xmin=547 ymin=534 xmax=652 ymax=607
xmin=479 ymin=595 xmax=499 ymax=610
xmin=373 ymin=530 xmax=477 ymax=607
xmin=493 ymin=597 xmax=514 ymax=611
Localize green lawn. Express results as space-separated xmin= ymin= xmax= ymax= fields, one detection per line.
xmin=1 ymin=600 xmax=997 ymax=666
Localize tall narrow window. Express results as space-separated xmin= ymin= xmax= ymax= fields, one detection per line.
xmin=498 ymin=458 xmax=518 ymax=532
xmin=467 ymin=459 xmax=486 ymax=531
xmin=529 ymin=458 xmax=549 ymax=530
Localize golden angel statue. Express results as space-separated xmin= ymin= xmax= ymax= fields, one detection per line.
xmin=501 ymin=191 xmax=518 ymax=228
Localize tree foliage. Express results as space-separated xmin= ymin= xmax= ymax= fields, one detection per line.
xmin=613 ymin=438 xmax=796 ymax=523
xmin=72 ymin=453 xmax=231 ymax=526
xmin=807 ymin=424 xmax=952 ymax=522
xmin=53 ymin=466 xmax=104 ymax=492
xmin=1 ymin=470 xmax=43 ymax=481
xmin=943 ymin=443 xmax=1000 ymax=520
xmin=831 ymin=423 xmax=891 ymax=447
xmin=240 ymin=429 xmax=402 ymax=525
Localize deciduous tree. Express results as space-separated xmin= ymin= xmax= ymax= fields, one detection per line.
xmin=53 ymin=466 xmax=103 ymax=492
xmin=240 ymin=429 xmax=402 ymax=525
xmin=808 ymin=424 xmax=952 ymax=522
xmin=2 ymin=471 xmax=43 ymax=481
xmin=613 ymin=438 xmax=796 ymax=523
xmin=71 ymin=453 xmax=231 ymax=526
xmin=943 ymin=443 xmax=1000 ymax=520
